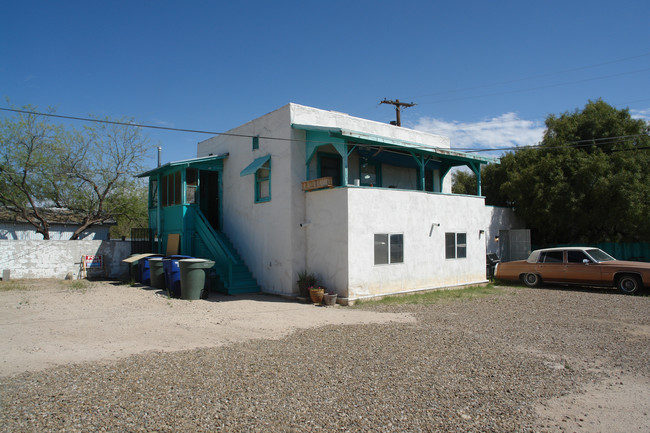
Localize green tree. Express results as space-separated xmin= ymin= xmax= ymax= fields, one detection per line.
xmin=0 ymin=106 xmax=152 ymax=239
xmin=451 ymin=169 xmax=477 ymax=194
xmin=484 ymin=99 xmax=650 ymax=245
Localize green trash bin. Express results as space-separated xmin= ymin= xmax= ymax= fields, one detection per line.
xmin=149 ymin=257 xmax=165 ymax=289
xmin=179 ymin=259 xmax=216 ymax=300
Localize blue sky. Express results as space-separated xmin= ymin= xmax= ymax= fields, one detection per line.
xmin=2 ymin=0 xmax=649 ymax=167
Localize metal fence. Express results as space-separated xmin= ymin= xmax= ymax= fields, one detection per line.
xmin=130 ymin=228 xmax=153 ymax=254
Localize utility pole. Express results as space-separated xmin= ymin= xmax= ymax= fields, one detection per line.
xmin=380 ymin=98 xmax=416 ymax=127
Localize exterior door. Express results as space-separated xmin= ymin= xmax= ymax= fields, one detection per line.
xmin=199 ymin=171 xmax=220 ymax=230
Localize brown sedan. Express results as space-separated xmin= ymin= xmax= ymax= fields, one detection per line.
xmin=494 ymin=247 xmax=650 ymax=295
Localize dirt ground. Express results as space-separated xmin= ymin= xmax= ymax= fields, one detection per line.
xmin=1 ymin=279 xmax=648 ymax=432
xmin=0 ymin=279 xmax=414 ymax=377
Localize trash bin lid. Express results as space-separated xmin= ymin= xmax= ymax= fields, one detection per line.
xmin=179 ymin=258 xmax=216 ymax=268
xmin=149 ymin=257 xmax=163 ymax=262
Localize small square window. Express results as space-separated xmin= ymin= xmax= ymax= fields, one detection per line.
xmin=374 ymin=233 xmax=404 ymax=265
xmin=446 ymin=232 xmax=467 ymax=259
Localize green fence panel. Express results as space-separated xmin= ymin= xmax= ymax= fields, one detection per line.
xmin=542 ymin=242 xmax=650 ymax=262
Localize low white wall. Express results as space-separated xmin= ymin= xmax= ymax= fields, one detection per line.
xmin=345 ymin=188 xmax=488 ymax=299
xmin=0 ymin=240 xmax=132 ymax=280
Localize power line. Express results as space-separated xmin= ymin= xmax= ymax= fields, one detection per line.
xmin=407 ymin=52 xmax=650 ymax=100
xmin=0 ymin=107 xmax=298 ymax=143
xmin=416 ymin=67 xmax=650 ymax=106
xmin=2 ymin=107 xmax=647 ymax=158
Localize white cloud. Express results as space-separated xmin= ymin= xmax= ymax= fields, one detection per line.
xmin=410 ymin=113 xmax=545 ymax=155
xmin=630 ymin=108 xmax=650 ymax=121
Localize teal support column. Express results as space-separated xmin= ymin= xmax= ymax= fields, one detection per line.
xmin=332 ymin=141 xmax=348 ymax=186
xmin=467 ymin=162 xmax=482 ymax=196
xmin=156 ymin=173 xmax=162 ymax=253
xmin=408 ymin=152 xmax=430 ymax=191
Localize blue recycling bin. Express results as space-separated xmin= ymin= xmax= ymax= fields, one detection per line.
xmin=163 ymin=255 xmax=192 ymax=298
xmin=139 ymin=255 xmax=163 ymax=286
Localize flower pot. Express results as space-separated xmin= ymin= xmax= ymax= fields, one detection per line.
xmin=323 ymin=293 xmax=338 ymax=306
xmin=309 ymin=287 xmax=325 ymax=304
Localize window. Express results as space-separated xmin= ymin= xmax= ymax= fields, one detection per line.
xmin=252 ymin=135 xmax=259 ymax=150
xmin=173 ymin=171 xmax=182 ymax=205
xmin=374 ymin=233 xmax=404 ymax=265
xmin=424 ymin=170 xmax=434 ymax=192
xmin=319 ymin=153 xmax=342 ymax=186
xmin=160 ymin=170 xmax=183 ymax=207
xmin=255 ymin=159 xmax=271 ymax=203
xmin=540 ymin=251 xmax=563 ymax=263
xmin=445 ymin=232 xmax=467 ymax=259
xmin=360 ymin=158 xmax=381 ymax=186
xmin=186 ymin=168 xmax=198 ymax=204
xmin=161 ymin=175 xmax=168 ymax=206
xmin=150 ymin=179 xmax=158 ymax=208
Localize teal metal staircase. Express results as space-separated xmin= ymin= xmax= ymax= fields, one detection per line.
xmin=194 ymin=210 xmax=260 ymax=294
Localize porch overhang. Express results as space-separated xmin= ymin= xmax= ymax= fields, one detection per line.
xmin=291 ymin=124 xmax=498 ymax=166
xmin=137 ymin=153 xmax=228 ymax=178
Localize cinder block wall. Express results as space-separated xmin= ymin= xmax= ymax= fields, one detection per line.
xmin=0 ymin=240 xmax=132 ymax=279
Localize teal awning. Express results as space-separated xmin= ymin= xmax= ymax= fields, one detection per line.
xmin=240 ymin=154 xmax=271 ymax=176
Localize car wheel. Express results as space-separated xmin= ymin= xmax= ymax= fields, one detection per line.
xmin=617 ymin=275 xmax=641 ymax=295
xmin=523 ymin=273 xmax=540 ymax=287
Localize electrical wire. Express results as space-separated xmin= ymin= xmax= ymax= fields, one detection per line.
xmin=407 ymin=52 xmax=650 ymax=100
xmin=1 ymin=107 xmax=647 ymax=158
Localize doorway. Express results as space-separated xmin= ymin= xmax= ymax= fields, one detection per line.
xmin=199 ymin=171 xmax=220 ymax=230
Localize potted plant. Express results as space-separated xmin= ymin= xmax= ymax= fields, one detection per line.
xmin=297 ymin=271 xmax=317 ymax=299
xmin=308 ymin=285 xmax=325 ymax=304
xmin=323 ymin=291 xmax=338 ymax=306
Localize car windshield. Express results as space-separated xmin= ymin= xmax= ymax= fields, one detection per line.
xmin=586 ymin=249 xmax=615 ymax=262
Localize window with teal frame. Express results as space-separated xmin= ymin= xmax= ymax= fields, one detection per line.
xmin=255 ymin=159 xmax=271 ymax=203
xmin=252 ymin=135 xmax=259 ymax=150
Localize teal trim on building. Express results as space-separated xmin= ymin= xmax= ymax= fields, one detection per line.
xmin=138 ymin=153 xmax=259 ymax=295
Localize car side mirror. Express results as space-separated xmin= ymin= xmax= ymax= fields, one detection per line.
xmin=583 ymin=259 xmax=590 ymax=264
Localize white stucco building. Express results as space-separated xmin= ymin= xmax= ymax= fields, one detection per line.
xmin=142 ymin=103 xmax=522 ymax=302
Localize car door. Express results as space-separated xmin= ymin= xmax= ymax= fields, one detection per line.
xmin=564 ymin=250 xmax=603 ymax=285
xmin=536 ymin=250 xmax=565 ymax=282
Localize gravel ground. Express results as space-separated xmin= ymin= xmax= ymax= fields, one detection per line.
xmin=1 ymin=285 xmax=649 ymax=432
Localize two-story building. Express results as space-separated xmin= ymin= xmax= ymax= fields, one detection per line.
xmin=139 ymin=103 xmax=521 ymax=302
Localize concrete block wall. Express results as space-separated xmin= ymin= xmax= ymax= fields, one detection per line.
xmin=0 ymin=240 xmax=132 ymax=280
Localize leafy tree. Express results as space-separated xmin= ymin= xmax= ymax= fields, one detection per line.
xmin=0 ymin=106 xmax=152 ymax=239
xmin=484 ymin=99 xmax=650 ymax=245
xmin=451 ymin=169 xmax=477 ymax=194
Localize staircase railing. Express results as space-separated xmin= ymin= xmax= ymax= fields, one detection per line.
xmin=195 ymin=209 xmax=236 ymax=288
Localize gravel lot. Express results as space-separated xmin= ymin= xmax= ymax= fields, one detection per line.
xmin=1 ymin=281 xmax=649 ymax=432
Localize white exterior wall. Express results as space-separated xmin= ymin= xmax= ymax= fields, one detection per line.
xmin=304 ymin=187 xmax=490 ymax=300
xmin=485 ymin=206 xmax=526 ymax=255
xmin=197 ymin=105 xmax=307 ymax=295
xmin=345 ymin=188 xmax=488 ymax=299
